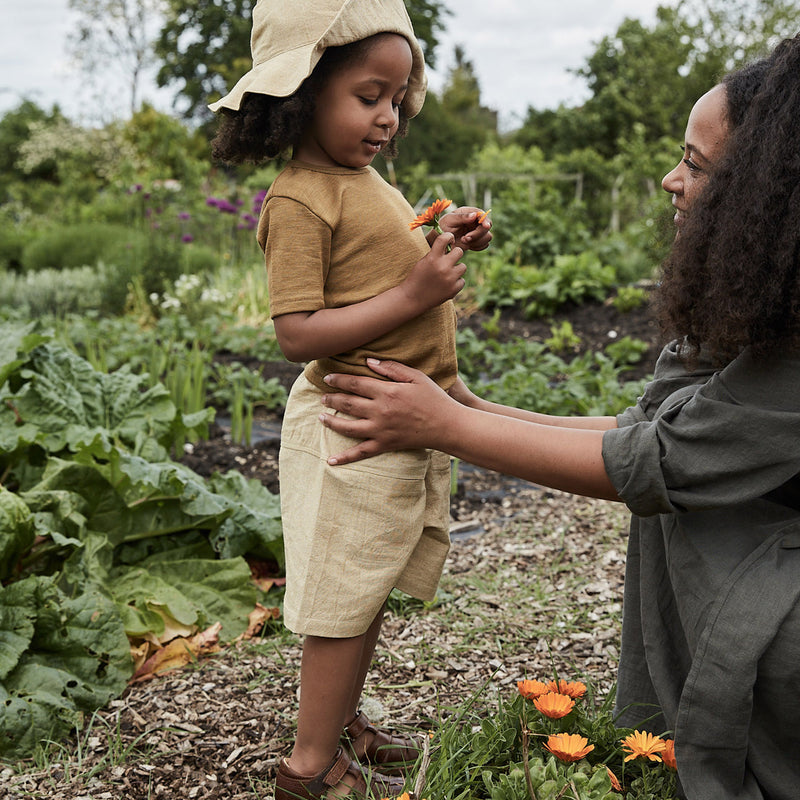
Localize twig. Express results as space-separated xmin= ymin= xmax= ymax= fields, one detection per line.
xmin=412 ymin=733 xmax=431 ymax=799
xmin=521 ymin=724 xmax=539 ymax=800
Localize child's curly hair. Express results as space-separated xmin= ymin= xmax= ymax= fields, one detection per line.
xmin=655 ymin=34 xmax=800 ymax=363
xmin=211 ymin=35 xmax=410 ymax=165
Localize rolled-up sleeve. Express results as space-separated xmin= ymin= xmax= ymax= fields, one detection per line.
xmin=602 ymin=345 xmax=800 ymax=517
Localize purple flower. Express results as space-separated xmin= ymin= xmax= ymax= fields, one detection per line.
xmin=252 ymin=189 xmax=268 ymax=216
xmin=216 ymin=199 xmax=238 ymax=214
xmin=206 ymin=197 xmax=220 ymax=207
xmin=182 ymin=234 xmax=194 ymax=243
xmin=178 ymin=212 xmax=191 ymax=220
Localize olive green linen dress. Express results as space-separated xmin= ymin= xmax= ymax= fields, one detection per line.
xmin=602 ymin=341 xmax=800 ymax=800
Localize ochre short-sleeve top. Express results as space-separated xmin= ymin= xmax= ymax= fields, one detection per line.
xmin=257 ymin=161 xmax=458 ymax=392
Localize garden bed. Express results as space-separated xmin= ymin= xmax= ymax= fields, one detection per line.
xmin=5 ymin=296 xmax=662 ymax=799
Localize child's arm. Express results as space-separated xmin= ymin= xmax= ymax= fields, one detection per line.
xmin=274 ymin=232 xmax=465 ymax=363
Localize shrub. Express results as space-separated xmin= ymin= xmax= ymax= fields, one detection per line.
xmin=20 ymin=222 xmax=133 ymax=271
xmin=0 ymin=264 xmax=119 ymax=317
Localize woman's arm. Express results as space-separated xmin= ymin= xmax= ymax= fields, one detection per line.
xmin=320 ymin=360 xmax=621 ymax=501
xmin=447 ymin=376 xmax=618 ymax=431
xmin=275 ymin=233 xmax=464 ymax=362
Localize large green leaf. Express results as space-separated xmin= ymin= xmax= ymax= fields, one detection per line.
xmin=0 ymin=486 xmax=35 ymax=582
xmin=0 ymin=578 xmax=131 ymax=759
xmin=111 ymin=557 xmax=257 ymax=642
xmin=0 ymin=321 xmax=50 ymax=390
xmin=0 ymin=580 xmax=37 ymax=681
xmin=110 ymin=569 xmax=200 ymax=638
xmin=208 ymin=470 xmax=284 ymax=564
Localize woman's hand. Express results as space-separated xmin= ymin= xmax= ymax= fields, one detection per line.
xmin=439 ymin=207 xmax=492 ymax=252
xmin=320 ymin=359 xmax=454 ymax=464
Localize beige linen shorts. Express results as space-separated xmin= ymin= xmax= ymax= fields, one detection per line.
xmin=279 ymin=374 xmax=452 ymax=637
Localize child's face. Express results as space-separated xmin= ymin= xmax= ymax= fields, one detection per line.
xmin=294 ymin=34 xmax=412 ymax=169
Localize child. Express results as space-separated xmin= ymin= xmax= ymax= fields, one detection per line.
xmin=210 ymin=1 xmax=492 ymax=798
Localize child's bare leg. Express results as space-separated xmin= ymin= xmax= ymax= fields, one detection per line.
xmin=287 ymin=632 xmax=366 ymax=777
xmin=345 ymin=603 xmax=385 ymax=722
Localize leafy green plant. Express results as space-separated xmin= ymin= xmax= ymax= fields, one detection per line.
xmin=0 ymin=322 xmax=283 ymax=759
xmin=545 ymin=320 xmax=581 ymax=354
xmin=456 ymin=328 xmax=649 ymax=417
xmin=211 ymin=361 xmax=287 ymax=446
xmin=612 ymin=287 xmax=649 ymax=314
xmin=472 ymin=251 xmax=618 ymax=320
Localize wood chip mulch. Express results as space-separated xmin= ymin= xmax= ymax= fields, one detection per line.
xmin=4 ymin=472 xmax=629 ymax=800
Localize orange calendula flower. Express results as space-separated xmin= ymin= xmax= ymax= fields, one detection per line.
xmin=409 ymin=198 xmax=452 ymax=230
xmin=518 ymin=679 xmax=551 ymax=699
xmin=662 ymin=738 xmax=677 ymax=770
xmin=476 ymin=207 xmax=491 ymax=223
xmin=621 ymin=730 xmax=667 ymax=762
xmin=548 ymin=679 xmax=587 ymax=699
xmin=544 ymin=733 xmax=594 ymax=763
xmin=606 ymin=766 xmax=622 ymax=791
xmin=383 ymin=794 xmax=425 ymax=800
xmin=533 ymin=691 xmax=575 ymax=719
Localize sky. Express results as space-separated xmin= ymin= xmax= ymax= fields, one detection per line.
xmin=2 ymin=0 xmax=669 ymax=126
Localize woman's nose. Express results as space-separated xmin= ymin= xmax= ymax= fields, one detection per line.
xmin=662 ymin=162 xmax=681 ymax=194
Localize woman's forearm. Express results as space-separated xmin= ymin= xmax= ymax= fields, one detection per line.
xmin=464 ymin=394 xmax=618 ymax=431
xmin=435 ymin=403 xmax=621 ymax=500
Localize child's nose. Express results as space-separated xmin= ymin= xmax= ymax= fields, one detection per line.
xmin=375 ymin=101 xmax=397 ymax=128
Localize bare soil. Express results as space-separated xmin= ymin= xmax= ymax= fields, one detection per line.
xmin=4 ymin=296 xmax=662 ymax=800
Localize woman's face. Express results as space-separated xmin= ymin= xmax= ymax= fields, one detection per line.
xmin=662 ymin=84 xmax=730 ymax=227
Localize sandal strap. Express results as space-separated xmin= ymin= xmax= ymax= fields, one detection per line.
xmin=307 ymin=747 xmax=355 ymax=794
xmin=344 ymin=710 xmax=373 ymax=740
xmin=343 ymin=711 xmax=420 ymax=774
xmin=276 ymin=745 xmax=403 ymax=800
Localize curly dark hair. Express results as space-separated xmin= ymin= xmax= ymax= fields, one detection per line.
xmin=655 ymin=34 xmax=800 ymax=363
xmin=211 ymin=35 xmax=410 ymax=164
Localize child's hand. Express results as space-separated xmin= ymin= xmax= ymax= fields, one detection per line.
xmin=402 ymin=232 xmax=466 ymax=310
xmin=439 ymin=206 xmax=493 ymax=252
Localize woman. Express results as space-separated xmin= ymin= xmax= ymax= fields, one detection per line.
xmin=318 ymin=35 xmax=800 ymax=800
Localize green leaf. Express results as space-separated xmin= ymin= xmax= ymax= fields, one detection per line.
xmin=0 ymin=578 xmax=131 ymax=759
xmin=0 ymin=321 xmax=50 ymax=390
xmin=207 ymin=470 xmax=283 ymax=564
xmin=0 ymin=579 xmax=37 ymax=681
xmin=114 ymin=557 xmax=257 ymax=642
xmin=0 ymin=485 xmax=35 ymax=581
xmin=110 ymin=569 xmax=200 ymax=637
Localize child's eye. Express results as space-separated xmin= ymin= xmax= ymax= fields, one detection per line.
xmin=359 ymin=97 xmax=378 ymax=106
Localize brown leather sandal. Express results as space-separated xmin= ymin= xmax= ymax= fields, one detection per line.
xmin=342 ymin=711 xmax=421 ymax=776
xmin=275 ymin=745 xmax=405 ymax=800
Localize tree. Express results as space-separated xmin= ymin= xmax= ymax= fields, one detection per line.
xmin=389 ymin=46 xmax=497 ymax=180
xmin=67 ymin=0 xmax=166 ymax=118
xmin=514 ymin=0 xmax=800 ymax=160
xmin=154 ymin=0 xmax=451 ymax=123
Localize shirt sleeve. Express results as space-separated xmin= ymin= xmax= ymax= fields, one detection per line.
xmin=262 ymin=196 xmax=332 ymax=318
xmin=602 ymin=346 xmax=800 ymax=516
